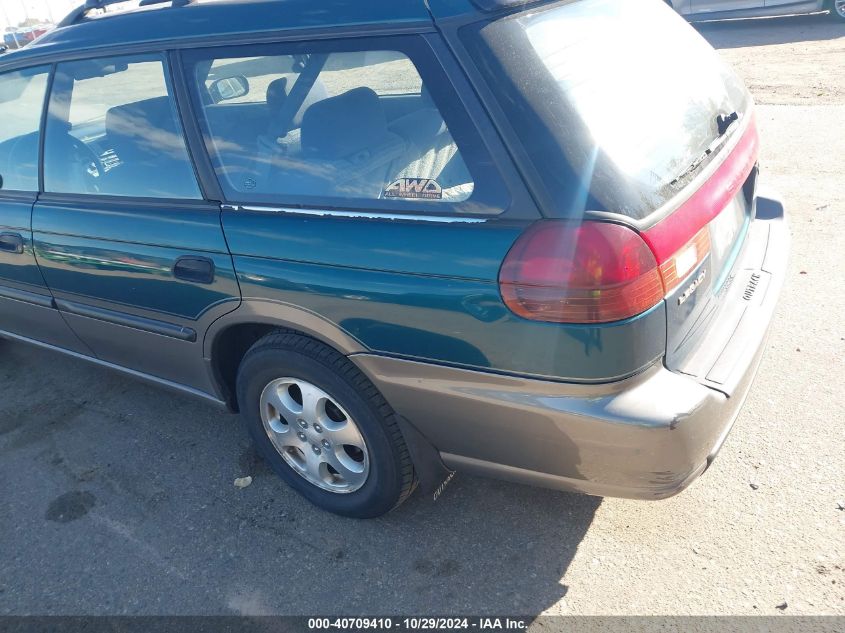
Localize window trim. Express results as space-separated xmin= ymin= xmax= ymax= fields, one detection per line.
xmin=178 ymin=34 xmax=513 ymax=218
xmin=37 ymin=64 xmax=56 ymax=194
xmin=0 ymin=64 xmax=53 ymax=196
xmin=168 ymin=50 xmax=223 ymax=202
xmin=436 ymin=15 xmax=558 ymax=221
xmin=41 ymin=51 xmax=205 ymax=203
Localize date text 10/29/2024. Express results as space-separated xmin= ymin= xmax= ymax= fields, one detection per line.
xmin=308 ymin=618 xmax=529 ymax=631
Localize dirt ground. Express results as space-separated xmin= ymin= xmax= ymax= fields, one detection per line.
xmin=699 ymin=15 xmax=845 ymax=105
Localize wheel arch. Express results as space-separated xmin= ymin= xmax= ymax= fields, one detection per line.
xmin=203 ymin=299 xmax=367 ymax=411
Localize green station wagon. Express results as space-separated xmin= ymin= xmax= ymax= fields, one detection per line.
xmin=0 ymin=0 xmax=788 ymax=517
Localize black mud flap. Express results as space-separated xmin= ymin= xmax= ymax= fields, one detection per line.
xmin=395 ymin=415 xmax=456 ymax=501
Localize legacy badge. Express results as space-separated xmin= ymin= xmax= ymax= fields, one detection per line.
xmin=678 ymin=269 xmax=707 ymax=306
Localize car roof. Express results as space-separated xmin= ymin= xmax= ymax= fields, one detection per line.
xmin=2 ymin=0 xmax=494 ymax=68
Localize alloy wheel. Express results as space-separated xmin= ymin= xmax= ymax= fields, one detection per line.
xmin=260 ymin=378 xmax=369 ymax=493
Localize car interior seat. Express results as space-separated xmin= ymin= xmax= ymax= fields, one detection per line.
xmin=264 ymin=86 xmax=406 ymax=199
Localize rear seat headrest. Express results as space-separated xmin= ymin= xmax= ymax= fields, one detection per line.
xmin=301 ymin=87 xmax=388 ymax=160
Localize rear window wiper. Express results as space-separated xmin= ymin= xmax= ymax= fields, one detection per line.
xmin=670 ymin=111 xmax=742 ymax=187
xmin=716 ymin=111 xmax=740 ymax=136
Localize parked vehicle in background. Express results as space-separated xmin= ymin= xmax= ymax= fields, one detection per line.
xmin=18 ymin=29 xmax=37 ymax=45
xmin=0 ymin=0 xmax=788 ymax=518
xmin=3 ymin=29 xmax=22 ymax=50
xmin=668 ymin=0 xmax=845 ymax=21
xmin=31 ymin=25 xmax=52 ymax=39
xmin=2 ymin=25 xmax=52 ymax=50
xmin=2 ymin=27 xmax=40 ymax=50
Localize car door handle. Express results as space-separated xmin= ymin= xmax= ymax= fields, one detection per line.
xmin=0 ymin=232 xmax=24 ymax=254
xmin=173 ymin=256 xmax=215 ymax=285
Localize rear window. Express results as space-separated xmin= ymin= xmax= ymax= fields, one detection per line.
xmin=462 ymin=0 xmax=751 ymax=219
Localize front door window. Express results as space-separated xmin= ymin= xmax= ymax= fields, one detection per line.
xmin=43 ymin=54 xmax=201 ymax=200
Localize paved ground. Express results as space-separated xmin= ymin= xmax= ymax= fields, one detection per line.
xmin=1 ymin=14 xmax=843 ymax=618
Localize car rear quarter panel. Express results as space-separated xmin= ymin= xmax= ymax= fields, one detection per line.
xmin=222 ymin=211 xmax=666 ymax=382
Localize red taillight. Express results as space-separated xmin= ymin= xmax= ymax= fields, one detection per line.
xmin=499 ymin=221 xmax=664 ymax=324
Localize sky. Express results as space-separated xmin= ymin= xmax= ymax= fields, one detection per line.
xmin=0 ymin=0 xmax=84 ymax=28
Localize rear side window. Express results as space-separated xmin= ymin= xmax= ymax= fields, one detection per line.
xmin=462 ymin=0 xmax=750 ymax=219
xmin=44 ymin=54 xmax=201 ymax=199
xmin=185 ymin=44 xmax=488 ymax=211
xmin=0 ymin=66 xmax=50 ymax=192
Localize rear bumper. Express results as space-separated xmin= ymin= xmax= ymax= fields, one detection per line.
xmin=353 ymin=191 xmax=788 ymax=500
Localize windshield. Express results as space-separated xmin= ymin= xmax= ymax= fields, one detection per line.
xmin=462 ymin=0 xmax=750 ymax=219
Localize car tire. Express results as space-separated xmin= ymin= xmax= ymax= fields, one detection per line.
xmin=236 ymin=330 xmax=416 ymax=518
xmin=828 ymin=0 xmax=845 ymax=20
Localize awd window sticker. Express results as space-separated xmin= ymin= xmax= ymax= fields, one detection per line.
xmin=384 ymin=178 xmax=443 ymax=200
